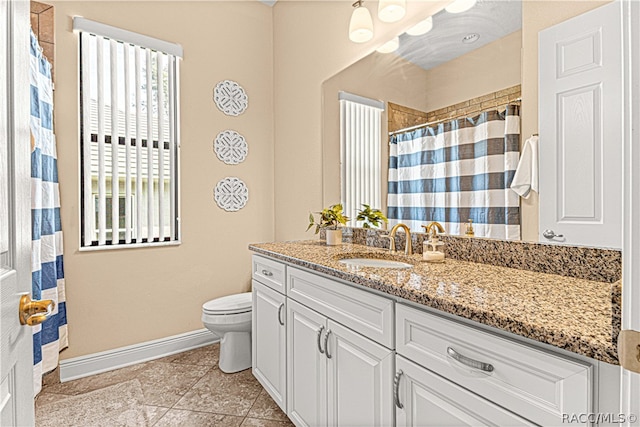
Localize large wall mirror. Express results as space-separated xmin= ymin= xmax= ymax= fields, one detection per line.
xmin=322 ymin=0 xmax=613 ymax=245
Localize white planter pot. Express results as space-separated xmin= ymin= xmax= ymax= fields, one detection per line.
xmin=326 ymin=229 xmax=343 ymax=246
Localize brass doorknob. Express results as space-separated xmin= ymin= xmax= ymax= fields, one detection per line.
xmin=18 ymin=294 xmax=55 ymax=326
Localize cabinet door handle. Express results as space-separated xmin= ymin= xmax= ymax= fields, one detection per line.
xmin=277 ymin=303 xmax=285 ymax=326
xmin=394 ymin=370 xmax=404 ymax=409
xmin=447 ymin=347 xmax=494 ymax=372
xmin=317 ymin=326 xmax=325 ymax=354
xmin=324 ymin=329 xmax=332 ymax=359
xmin=261 ymin=269 xmax=273 ymax=277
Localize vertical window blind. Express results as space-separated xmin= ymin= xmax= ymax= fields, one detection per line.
xmin=75 ymin=18 xmax=182 ymax=248
xmin=339 ymin=92 xmax=385 ymax=225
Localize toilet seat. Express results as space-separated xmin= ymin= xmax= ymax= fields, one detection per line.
xmin=202 ymin=292 xmax=252 ymax=315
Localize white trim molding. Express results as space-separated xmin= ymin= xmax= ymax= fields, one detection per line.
xmin=621 ymin=0 xmax=640 ymax=424
xmin=59 ymin=329 xmax=218 ymax=382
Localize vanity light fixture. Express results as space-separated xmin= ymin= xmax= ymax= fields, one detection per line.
xmin=378 ymin=0 xmax=406 ymax=23
xmin=445 ymin=0 xmax=477 ymax=14
xmin=349 ymin=0 xmax=374 ymax=43
xmin=376 ymin=36 xmax=399 ymax=53
xmin=406 ymin=16 xmax=433 ymax=36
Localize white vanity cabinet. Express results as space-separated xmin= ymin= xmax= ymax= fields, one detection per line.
xmin=251 ymin=253 xmax=605 ymax=427
xmin=395 ymin=355 xmax=534 ymax=426
xmin=396 ymin=303 xmax=593 ymax=426
xmin=251 ymin=256 xmax=287 ymax=412
xmin=286 ymin=266 xmax=395 ymax=427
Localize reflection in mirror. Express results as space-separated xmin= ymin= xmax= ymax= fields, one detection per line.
xmin=322 ymin=0 xmax=524 ymax=239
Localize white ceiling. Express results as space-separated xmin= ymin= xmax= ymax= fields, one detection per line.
xmin=395 ymin=0 xmax=522 ymax=71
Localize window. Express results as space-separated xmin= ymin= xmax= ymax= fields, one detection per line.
xmin=339 ymin=92 xmax=385 ymax=225
xmin=75 ymin=18 xmax=182 ymax=248
xmin=92 ymin=196 xmax=136 ymax=241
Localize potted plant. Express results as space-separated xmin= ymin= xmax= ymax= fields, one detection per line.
xmin=307 ymin=203 xmax=349 ymax=245
xmin=356 ymin=204 xmax=388 ymax=229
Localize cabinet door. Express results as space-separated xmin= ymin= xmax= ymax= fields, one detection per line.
xmin=326 ymin=320 xmax=394 ymax=427
xmin=252 ymin=280 xmax=287 ymax=412
xmin=395 ymin=356 xmax=534 ymax=427
xmin=287 ymin=299 xmax=327 ymax=427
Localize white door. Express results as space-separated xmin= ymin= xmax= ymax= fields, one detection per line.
xmin=287 ymin=299 xmax=327 ymax=427
xmin=326 ymin=320 xmax=393 ymax=427
xmin=0 ymin=0 xmax=35 ymax=425
xmin=252 ymin=280 xmax=287 ymax=412
xmin=395 ymin=356 xmax=533 ymax=427
xmin=539 ymin=1 xmax=622 ymax=249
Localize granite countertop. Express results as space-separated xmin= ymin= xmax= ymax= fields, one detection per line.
xmin=249 ymin=240 xmax=621 ymax=365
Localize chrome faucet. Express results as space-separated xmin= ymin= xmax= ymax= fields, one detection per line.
xmin=422 ymin=221 xmax=445 ymax=240
xmin=385 ymin=223 xmax=412 ymax=255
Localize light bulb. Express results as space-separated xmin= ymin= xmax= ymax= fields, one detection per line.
xmin=376 ymin=37 xmax=399 ymax=53
xmin=349 ymin=4 xmax=374 ymax=43
xmin=406 ymin=16 xmax=433 ymax=36
xmin=445 ymin=0 xmax=477 ymax=14
xmin=378 ymin=0 xmax=406 ymax=23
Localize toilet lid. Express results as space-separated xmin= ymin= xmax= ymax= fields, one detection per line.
xmin=203 ymin=292 xmax=252 ymax=314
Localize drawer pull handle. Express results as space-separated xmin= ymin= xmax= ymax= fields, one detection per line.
xmin=317 ymin=326 xmax=325 ymax=354
xmin=324 ymin=329 xmax=332 ymax=359
xmin=261 ymin=269 xmax=273 ymax=277
xmin=394 ymin=370 xmax=404 ymax=409
xmin=447 ymin=347 xmax=494 ymax=373
xmin=277 ymin=303 xmax=285 ymax=326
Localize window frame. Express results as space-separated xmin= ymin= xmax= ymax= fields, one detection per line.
xmin=339 ymin=91 xmax=385 ymax=226
xmin=76 ymin=18 xmax=182 ymax=250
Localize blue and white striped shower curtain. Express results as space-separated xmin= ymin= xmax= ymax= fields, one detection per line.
xmin=30 ymin=31 xmax=68 ymax=396
xmin=387 ymin=107 xmax=521 ymax=239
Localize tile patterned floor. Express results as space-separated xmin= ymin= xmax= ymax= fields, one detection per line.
xmin=35 ymin=344 xmax=293 ymax=427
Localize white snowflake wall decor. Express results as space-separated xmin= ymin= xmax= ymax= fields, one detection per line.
xmin=214 ymin=130 xmax=248 ymax=165
xmin=213 ymin=80 xmax=248 ymax=116
xmin=214 ymin=177 xmax=249 ymax=212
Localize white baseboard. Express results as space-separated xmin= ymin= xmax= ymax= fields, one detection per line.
xmin=59 ymin=329 xmax=218 ymax=382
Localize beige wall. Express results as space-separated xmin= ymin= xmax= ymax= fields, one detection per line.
xmin=53 ymin=1 xmax=274 ymax=359
xmin=273 ymin=0 xmax=450 ymax=241
xmin=321 ymin=30 xmax=521 ymax=230
xmin=520 ymin=0 xmax=610 ymax=241
xmin=421 ymin=30 xmax=522 ymax=113
xmin=322 ymin=53 xmax=432 ymax=217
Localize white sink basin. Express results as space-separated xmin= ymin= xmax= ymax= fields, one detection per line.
xmin=338 ymin=258 xmax=413 ymax=269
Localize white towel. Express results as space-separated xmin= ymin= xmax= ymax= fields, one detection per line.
xmin=510 ymin=135 xmax=539 ymax=198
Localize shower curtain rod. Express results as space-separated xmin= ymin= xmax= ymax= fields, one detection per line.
xmin=389 ymin=98 xmax=522 ymax=136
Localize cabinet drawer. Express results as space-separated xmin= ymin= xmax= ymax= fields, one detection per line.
xmin=252 ymin=255 xmax=286 ymax=293
xmin=396 ymin=304 xmax=592 ymax=426
xmin=287 ymin=267 xmax=394 ymax=348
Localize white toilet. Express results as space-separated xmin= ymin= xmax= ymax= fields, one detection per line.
xmin=201 ymin=292 xmax=252 ymax=373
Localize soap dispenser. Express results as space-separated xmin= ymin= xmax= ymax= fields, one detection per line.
xmin=465 ymin=219 xmax=475 ymax=237
xmin=423 ymin=235 xmax=445 ymax=263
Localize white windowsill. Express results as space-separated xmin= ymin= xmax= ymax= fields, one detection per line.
xmin=78 ymin=240 xmax=182 ymax=252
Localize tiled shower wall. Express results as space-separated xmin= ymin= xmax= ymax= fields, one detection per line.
xmin=30 ymin=1 xmax=54 ymax=81
xmin=387 ymin=84 xmax=522 ymax=133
